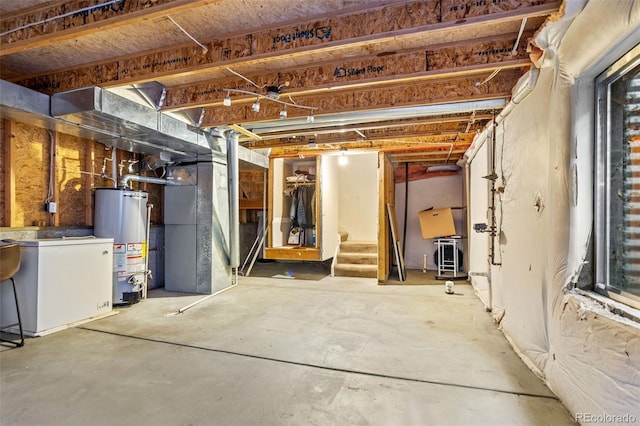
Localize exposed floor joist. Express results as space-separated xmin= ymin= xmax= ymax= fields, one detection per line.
xmin=203 ymin=69 xmax=519 ymax=127
xmin=0 ymin=0 xmax=219 ymax=56
xmin=7 ymin=1 xmax=558 ymax=94
xmin=0 ymin=0 xmax=562 ymax=165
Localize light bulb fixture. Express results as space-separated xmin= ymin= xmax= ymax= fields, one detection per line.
xmin=338 ymin=147 xmax=348 ymax=166
xmin=223 ymin=92 xmax=231 ymax=106
xmin=251 ymin=97 xmax=260 ymax=112
xmin=221 ymin=87 xmax=317 ymax=119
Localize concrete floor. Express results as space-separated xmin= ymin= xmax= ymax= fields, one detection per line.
xmin=0 ymin=274 xmax=576 ymax=426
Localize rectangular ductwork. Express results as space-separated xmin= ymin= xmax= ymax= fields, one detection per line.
xmin=51 ymin=86 xmax=224 ymax=162
xmin=1 ymin=80 xmax=267 ymax=169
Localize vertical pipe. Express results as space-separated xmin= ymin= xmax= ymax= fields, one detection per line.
xmin=111 ymin=146 xmax=117 ymax=188
xmin=143 ymin=202 xmax=153 ymax=300
xmin=488 ymin=122 xmax=501 ymax=266
xmin=402 ymin=162 xmax=408 ymax=259
xmin=227 ymin=131 xmax=240 ymax=268
xmin=464 ymin=162 xmax=472 ymax=274
xmin=262 ymin=168 xmax=267 ymax=250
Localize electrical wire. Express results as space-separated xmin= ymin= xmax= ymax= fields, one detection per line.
xmin=1 ymin=0 xmax=123 ymax=37
xmin=511 ymin=17 xmax=528 ymax=56
xmin=479 ymin=69 xmax=501 ymax=86
xmin=45 ymin=131 xmax=55 ymax=203
xmin=167 ymin=15 xmax=208 ymax=53
xmin=226 ymin=67 xmax=264 ymax=89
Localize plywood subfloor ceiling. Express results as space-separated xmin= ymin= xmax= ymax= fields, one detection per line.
xmin=0 ymin=0 xmax=563 ymax=166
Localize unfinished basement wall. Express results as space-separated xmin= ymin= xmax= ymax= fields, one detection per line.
xmin=466 ymin=0 xmax=640 ymax=420
xmin=395 ymin=172 xmax=464 ymax=270
xmin=0 ymin=119 xmax=165 ymax=288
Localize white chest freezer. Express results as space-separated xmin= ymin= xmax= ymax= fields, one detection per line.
xmin=0 ymin=237 xmax=114 ymax=336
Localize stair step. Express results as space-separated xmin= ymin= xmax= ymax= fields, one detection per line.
xmin=334 ymin=263 xmax=378 ymax=278
xmin=339 ymin=231 xmax=349 ymax=242
xmin=339 ymin=241 xmax=377 ymax=254
xmin=337 ymin=252 xmax=377 ymax=265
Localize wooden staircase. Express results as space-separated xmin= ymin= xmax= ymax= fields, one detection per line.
xmin=333 ymin=238 xmax=378 ymax=278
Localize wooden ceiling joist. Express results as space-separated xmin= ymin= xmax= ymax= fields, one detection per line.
xmin=241 ymin=122 xmax=485 ymax=149
xmin=202 ymin=69 xmax=521 ymax=127
xmin=0 ymin=0 xmax=218 ymax=56
xmin=164 ymin=34 xmax=532 ymax=110
xmin=11 ymin=0 xmax=559 ymax=94
xmin=269 ymin=135 xmax=476 ymax=157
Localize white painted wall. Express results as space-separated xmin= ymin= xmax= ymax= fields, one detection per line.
xmin=337 ymin=152 xmax=378 ymax=241
xmin=395 ymin=173 xmax=464 ymax=270
xmin=321 ymin=155 xmax=339 ymax=260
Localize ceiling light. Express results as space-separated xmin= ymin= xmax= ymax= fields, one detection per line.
xmin=251 ymin=97 xmax=260 ymax=112
xmin=338 ymin=147 xmax=348 ymax=166
xmin=223 ymin=92 xmax=231 ymax=106
xmin=280 ymin=106 xmax=287 ymax=119
xmin=307 ymin=111 xmax=314 ymax=123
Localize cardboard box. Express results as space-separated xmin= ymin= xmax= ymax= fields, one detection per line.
xmin=418 ymin=208 xmax=456 ymax=239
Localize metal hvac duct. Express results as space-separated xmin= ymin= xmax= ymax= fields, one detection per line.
xmin=0 ymin=80 xmax=227 ymax=162
xmin=51 ymin=86 xmax=225 ymax=162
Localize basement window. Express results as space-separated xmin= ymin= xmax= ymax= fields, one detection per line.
xmin=595 ymin=44 xmax=640 ymax=310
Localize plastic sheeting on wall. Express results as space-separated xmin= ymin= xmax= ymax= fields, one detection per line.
xmin=466 ymin=0 xmax=640 ymax=420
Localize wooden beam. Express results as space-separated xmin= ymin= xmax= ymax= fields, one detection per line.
xmin=164 ymin=34 xmax=532 ymax=110
xmin=2 ymin=120 xmax=16 ymax=227
xmin=242 ymin=122 xmax=485 ymax=149
xmin=203 ymin=69 xmax=520 ymax=127
xmin=268 ymin=135 xmax=476 ymax=157
xmin=0 ymin=0 xmax=218 ymax=56
xmin=12 ymin=1 xmax=560 ymax=93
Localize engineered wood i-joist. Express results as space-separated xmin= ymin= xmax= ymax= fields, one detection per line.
xmin=269 ymin=137 xmax=475 ymax=158
xmin=202 ymin=69 xmax=520 ymax=127
xmin=12 ymin=0 xmax=559 ymax=93
xmin=164 ymin=34 xmax=532 ymax=109
xmin=242 ymin=122 xmax=484 ymax=149
xmin=0 ymin=0 xmax=219 ymax=56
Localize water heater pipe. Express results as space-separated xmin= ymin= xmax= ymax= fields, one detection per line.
xmin=227 ymin=130 xmax=240 ymax=268
xmin=143 ymin=203 xmax=153 ymax=300
xmin=111 ymin=147 xmax=117 ymax=188
xmin=119 ymin=174 xmax=172 ymax=189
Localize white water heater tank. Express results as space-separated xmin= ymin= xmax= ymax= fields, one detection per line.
xmin=94 ymin=188 xmax=148 ymax=304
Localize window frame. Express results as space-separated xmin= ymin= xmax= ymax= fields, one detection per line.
xmin=595 ymin=43 xmax=640 ymax=310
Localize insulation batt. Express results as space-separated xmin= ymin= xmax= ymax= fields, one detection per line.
xmin=467 ymin=0 xmax=640 ymax=420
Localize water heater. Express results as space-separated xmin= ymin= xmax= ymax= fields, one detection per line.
xmin=94 ymin=188 xmax=149 ymax=304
